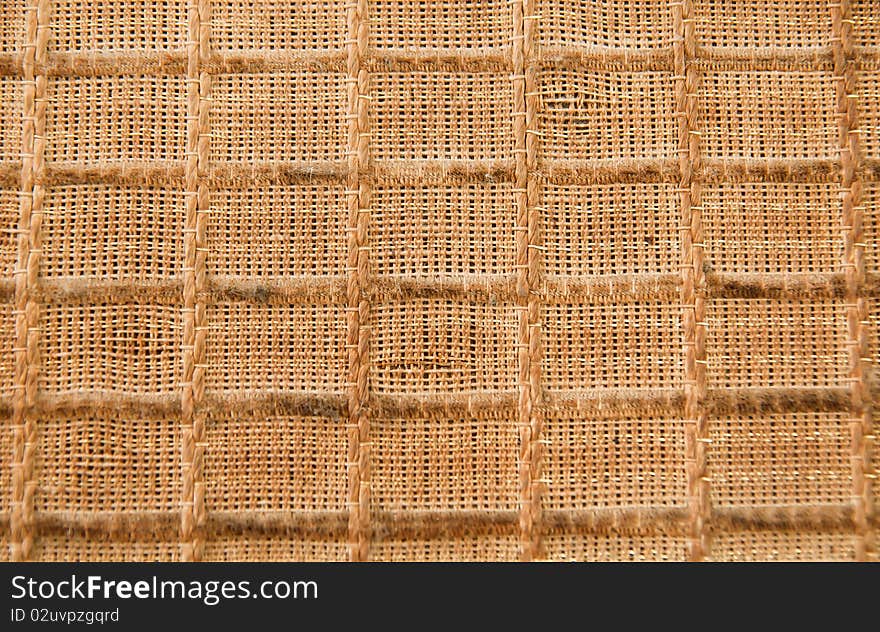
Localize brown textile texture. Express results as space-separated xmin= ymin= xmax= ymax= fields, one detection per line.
xmin=1 ymin=0 xmax=879 ymax=562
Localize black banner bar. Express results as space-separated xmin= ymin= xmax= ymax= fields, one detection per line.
xmin=0 ymin=563 xmax=875 ymax=627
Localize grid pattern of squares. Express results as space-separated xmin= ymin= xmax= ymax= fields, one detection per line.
xmin=0 ymin=0 xmax=877 ymax=562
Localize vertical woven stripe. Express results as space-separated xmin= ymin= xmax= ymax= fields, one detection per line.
xmin=346 ymin=0 xmax=372 ymax=562
xmin=832 ymin=0 xmax=874 ymax=561
xmin=673 ymin=0 xmax=710 ymax=561
xmin=11 ymin=0 xmax=49 ymax=563
xmin=181 ymin=0 xmax=212 ymax=562
xmin=513 ymin=0 xmax=544 ymax=561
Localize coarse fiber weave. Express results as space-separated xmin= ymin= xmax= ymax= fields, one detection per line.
xmin=0 ymin=0 xmax=878 ymax=563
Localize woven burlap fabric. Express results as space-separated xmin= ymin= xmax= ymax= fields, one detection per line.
xmin=0 ymin=0 xmax=878 ymax=562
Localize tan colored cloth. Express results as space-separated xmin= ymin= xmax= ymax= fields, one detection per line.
xmin=1 ymin=0 xmax=878 ymax=561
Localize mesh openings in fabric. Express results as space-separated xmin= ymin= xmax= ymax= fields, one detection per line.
xmin=0 ymin=0 xmax=877 ymax=562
